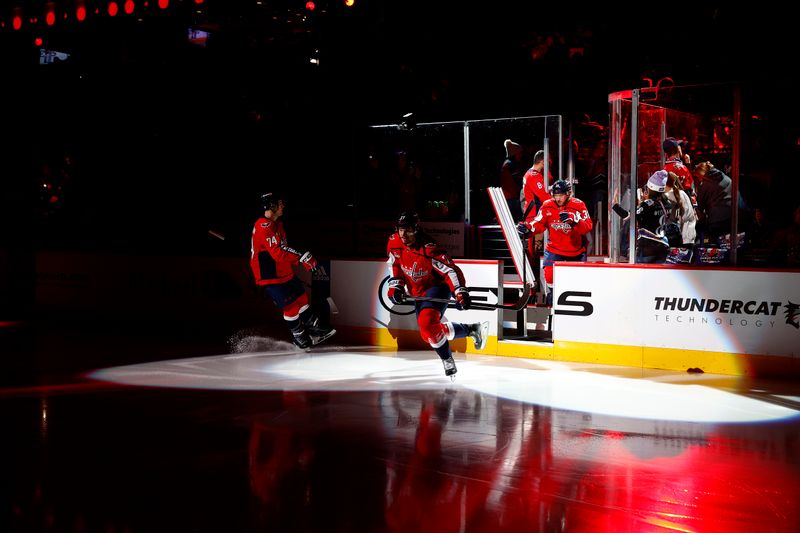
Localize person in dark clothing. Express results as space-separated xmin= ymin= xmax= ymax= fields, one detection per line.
xmin=500 ymin=139 xmax=525 ymax=220
xmin=694 ymin=161 xmax=732 ymax=245
xmin=635 ymin=171 xmax=677 ymax=264
xmin=773 ymin=205 xmax=800 ymax=267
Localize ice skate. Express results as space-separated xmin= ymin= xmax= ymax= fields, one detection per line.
xmin=442 ymin=356 xmax=457 ymax=379
xmin=304 ymin=317 xmax=336 ymax=346
xmin=292 ymin=330 xmax=312 ymax=350
xmin=309 ymin=325 xmax=336 ymax=346
xmin=469 ymin=321 xmax=489 ymax=351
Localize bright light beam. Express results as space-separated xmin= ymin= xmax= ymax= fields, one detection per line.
xmin=88 ymin=348 xmax=800 ymax=424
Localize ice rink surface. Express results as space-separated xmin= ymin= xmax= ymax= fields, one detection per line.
xmin=3 ymin=328 xmax=800 ymax=532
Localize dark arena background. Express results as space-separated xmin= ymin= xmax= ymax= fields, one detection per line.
xmin=2 ymin=2 xmax=800 ymax=532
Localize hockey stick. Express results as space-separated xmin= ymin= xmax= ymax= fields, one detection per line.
xmin=404 ymin=284 xmax=531 ymax=312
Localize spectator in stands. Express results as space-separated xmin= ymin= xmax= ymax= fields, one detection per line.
xmin=635 ymin=170 xmax=679 ymax=264
xmin=663 ymin=137 xmax=697 ymax=210
xmin=665 ymin=171 xmax=697 ymax=249
xmin=500 ymin=139 xmax=525 ymax=220
xmin=772 ymin=205 xmax=800 ymax=267
xmin=694 ymin=161 xmax=732 ymax=245
xmin=747 ymin=206 xmax=775 ymax=250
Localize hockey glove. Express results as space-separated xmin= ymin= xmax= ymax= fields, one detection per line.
xmin=611 ymin=203 xmax=629 ymax=218
xmin=455 ymin=287 xmax=471 ymax=310
xmin=559 ymin=211 xmax=576 ymax=226
xmin=516 ymin=222 xmax=531 ymax=238
xmin=387 ymin=277 xmax=406 ymax=305
xmin=300 ymin=252 xmax=318 ymax=272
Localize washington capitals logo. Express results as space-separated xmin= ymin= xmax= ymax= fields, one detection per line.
xmin=401 ymin=261 xmax=429 ymax=281
xmin=784 ymin=301 xmax=800 ymax=329
xmin=553 ymin=222 xmax=574 ymax=233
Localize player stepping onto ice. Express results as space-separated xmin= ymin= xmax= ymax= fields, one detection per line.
xmin=250 ymin=191 xmax=335 ymax=349
xmin=385 ymin=212 xmax=490 ymax=379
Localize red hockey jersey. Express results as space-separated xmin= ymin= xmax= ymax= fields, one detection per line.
xmin=528 ymin=197 xmax=593 ymax=256
xmin=521 ymin=168 xmax=552 ymax=221
xmin=250 ymin=217 xmax=303 ymax=285
xmin=665 ymin=159 xmax=695 ymax=198
xmin=386 ymin=232 xmax=466 ymax=296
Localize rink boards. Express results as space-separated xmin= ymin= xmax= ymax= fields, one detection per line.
xmin=331 ymin=259 xmax=800 ymax=377
xmin=330 ymin=258 xmax=504 ymax=354
xmin=28 ymin=252 xmax=799 ymax=376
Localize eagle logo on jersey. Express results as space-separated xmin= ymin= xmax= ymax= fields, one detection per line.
xmin=401 ymin=261 xmax=429 ymax=281
xmin=553 ymin=222 xmax=574 ymax=232
xmin=784 ymin=301 xmax=800 ymax=329
xmin=553 ymin=211 xmax=581 ymax=233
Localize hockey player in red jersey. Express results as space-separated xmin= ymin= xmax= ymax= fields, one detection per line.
xmin=386 ymin=212 xmax=489 ymax=378
xmin=250 ymin=192 xmax=335 ymax=349
xmin=521 ymin=150 xmax=553 ymax=222
xmin=517 ymin=180 xmax=592 ymax=306
xmin=520 ymin=149 xmax=553 ymax=286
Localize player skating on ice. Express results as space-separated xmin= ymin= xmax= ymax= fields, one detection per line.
xmin=386 ymin=212 xmax=489 ymax=379
xmin=250 ymin=192 xmax=335 ymax=349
